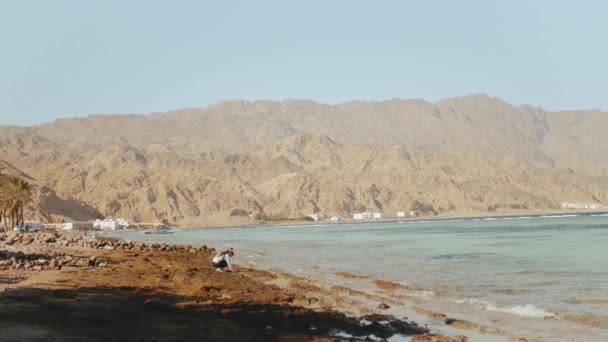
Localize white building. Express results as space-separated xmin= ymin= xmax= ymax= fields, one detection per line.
xmin=561 ymin=202 xmax=603 ymax=210
xmin=397 ymin=211 xmax=417 ymax=218
xmin=14 ymin=221 xmax=43 ymax=232
xmin=353 ymin=212 xmax=372 ymax=220
xmin=307 ymin=214 xmax=322 ymax=222
xmin=330 ymin=216 xmax=340 ymax=222
xmin=373 ymin=212 xmax=395 ymax=219
xmin=61 ymin=222 xmax=94 ymax=230
xmin=93 ymin=218 xmax=131 ymax=230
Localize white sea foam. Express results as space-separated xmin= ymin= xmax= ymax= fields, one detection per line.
xmin=541 ymin=214 xmax=580 ymax=218
xmin=407 ymin=220 xmax=433 ymax=224
xmin=394 ymin=280 xmax=436 ymax=297
xmin=453 ymin=298 xmax=554 ymax=318
xmin=453 ymin=298 xmax=490 ymax=306
xmin=329 ymin=330 xmax=353 ymax=338
xmin=486 ymin=304 xmax=554 ymax=318
xmin=411 ymin=290 xmax=436 ymax=298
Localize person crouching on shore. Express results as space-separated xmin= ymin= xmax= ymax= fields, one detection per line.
xmin=212 ymin=248 xmax=234 ymax=272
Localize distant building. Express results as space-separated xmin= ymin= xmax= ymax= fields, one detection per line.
xmin=93 ymin=218 xmax=131 ymax=230
xmin=353 ymin=212 xmax=372 ymax=220
xmin=561 ymin=202 xmax=603 ymax=210
xmin=397 ymin=211 xmax=417 ymax=218
xmin=373 ymin=212 xmax=395 ymax=219
xmin=307 ymin=214 xmax=322 ymax=222
xmin=43 ymin=223 xmax=62 ymax=230
xmin=330 ymin=216 xmax=340 ymax=222
xmin=14 ymin=221 xmax=43 ymax=232
xmin=61 ymin=222 xmax=94 ymax=230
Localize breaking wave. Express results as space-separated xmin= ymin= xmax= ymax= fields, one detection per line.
xmin=453 ymin=298 xmax=554 ymax=318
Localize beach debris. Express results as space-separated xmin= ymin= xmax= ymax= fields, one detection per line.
xmin=378 ymin=303 xmax=391 ymax=310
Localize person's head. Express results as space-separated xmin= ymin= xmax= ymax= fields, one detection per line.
xmin=227 ymin=248 xmax=234 ymax=257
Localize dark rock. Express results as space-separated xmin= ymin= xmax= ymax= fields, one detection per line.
xmin=378 ymin=303 xmax=391 ymax=310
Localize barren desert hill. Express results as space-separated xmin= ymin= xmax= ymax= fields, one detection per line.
xmin=2 ymin=94 xmax=607 ymax=163
xmin=1 ymin=94 xmax=607 ymax=226
xmin=1 ymin=136 xmax=607 ymax=226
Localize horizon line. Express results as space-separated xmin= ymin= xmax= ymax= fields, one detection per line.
xmin=2 ymin=93 xmax=606 ymax=128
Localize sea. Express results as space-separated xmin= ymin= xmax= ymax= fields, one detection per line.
xmin=109 ymin=213 xmax=608 ymax=341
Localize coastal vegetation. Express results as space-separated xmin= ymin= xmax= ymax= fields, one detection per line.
xmin=0 ymin=173 xmax=33 ymax=233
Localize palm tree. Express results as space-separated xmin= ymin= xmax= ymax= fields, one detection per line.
xmin=0 ymin=174 xmax=34 ymax=234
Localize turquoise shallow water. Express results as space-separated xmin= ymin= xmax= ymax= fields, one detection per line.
xmin=111 ymin=213 xmax=608 ymax=321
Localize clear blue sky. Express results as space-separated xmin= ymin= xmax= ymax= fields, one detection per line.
xmin=1 ymin=0 xmax=606 ymax=125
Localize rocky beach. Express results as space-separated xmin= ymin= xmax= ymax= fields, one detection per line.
xmin=0 ymin=230 xmax=540 ymax=342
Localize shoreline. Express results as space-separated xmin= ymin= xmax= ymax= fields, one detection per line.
xmin=170 ymin=208 xmax=608 ymax=231
xmin=2 ymin=230 xmax=605 ymax=341
xmin=0 ymin=230 xmax=463 ymax=341
xmin=107 ymin=215 xmax=608 ymax=341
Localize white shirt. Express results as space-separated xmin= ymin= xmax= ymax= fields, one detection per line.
xmin=212 ymin=253 xmax=232 ymax=268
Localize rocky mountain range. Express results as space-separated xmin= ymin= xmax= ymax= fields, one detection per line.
xmin=1 ymin=94 xmax=607 ymax=226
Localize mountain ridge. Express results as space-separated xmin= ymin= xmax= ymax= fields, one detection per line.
xmin=3 ymin=94 xmax=605 ymax=163
xmin=1 ymin=94 xmax=607 ymax=225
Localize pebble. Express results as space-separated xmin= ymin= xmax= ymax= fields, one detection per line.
xmin=378 ymin=303 xmax=391 ymax=310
